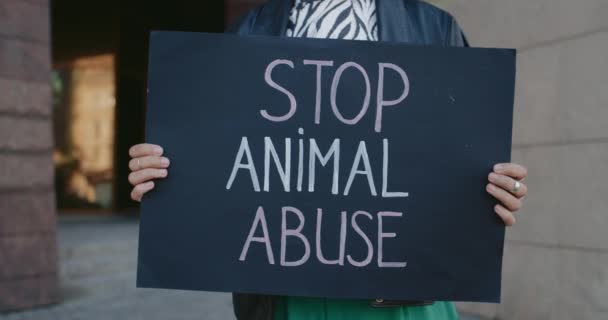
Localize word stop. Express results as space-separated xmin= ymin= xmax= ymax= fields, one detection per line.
xmin=260 ymin=59 xmax=410 ymax=133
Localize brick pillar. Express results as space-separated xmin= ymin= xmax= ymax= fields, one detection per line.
xmin=0 ymin=0 xmax=59 ymax=311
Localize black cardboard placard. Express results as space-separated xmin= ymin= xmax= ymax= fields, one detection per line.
xmin=137 ymin=31 xmax=516 ymax=303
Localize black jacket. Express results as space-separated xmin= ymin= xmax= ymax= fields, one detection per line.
xmin=226 ymin=1 xmax=468 ymax=319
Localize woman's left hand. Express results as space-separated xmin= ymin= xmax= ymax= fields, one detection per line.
xmin=487 ymin=163 xmax=528 ymax=226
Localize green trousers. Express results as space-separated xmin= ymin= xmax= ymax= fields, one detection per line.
xmin=274 ymin=297 xmax=459 ymax=320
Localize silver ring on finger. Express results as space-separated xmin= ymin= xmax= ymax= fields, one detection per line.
xmin=511 ymin=180 xmax=521 ymax=194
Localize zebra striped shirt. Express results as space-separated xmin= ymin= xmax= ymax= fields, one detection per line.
xmin=286 ymin=0 xmax=379 ymax=41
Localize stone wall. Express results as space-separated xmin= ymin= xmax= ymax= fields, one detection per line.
xmin=0 ymin=0 xmax=58 ymax=311
xmin=431 ymin=0 xmax=608 ymax=319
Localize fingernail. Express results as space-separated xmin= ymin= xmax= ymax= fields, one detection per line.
xmin=159 ymin=169 xmax=167 ymax=177
xmin=161 ymin=157 xmax=170 ymax=166
xmin=494 ymin=164 xmax=504 ymax=172
xmin=154 ymin=146 xmax=164 ymax=155
xmin=488 ymin=173 xmax=498 ymax=182
xmin=486 ymin=184 xmax=494 ymax=192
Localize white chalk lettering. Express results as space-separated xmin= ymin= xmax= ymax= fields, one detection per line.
xmin=227 ymin=135 xmax=410 ymax=198
xmin=263 ymin=137 xmax=291 ymax=192
xmin=330 ymin=62 xmax=371 ymax=125
xmin=382 ymin=139 xmax=408 ymax=198
xmin=239 ymin=207 xmax=407 ymax=268
xmin=280 ymin=206 xmax=311 ymax=266
xmin=315 ymin=208 xmax=347 ymax=265
xmin=377 ymin=211 xmax=407 ymax=268
xmin=226 ymin=137 xmax=260 ymax=192
xmin=303 ymin=59 xmax=334 ymax=124
xmin=376 ymin=63 xmax=410 ymax=132
xmin=308 ymin=138 xmax=340 ymax=195
xmin=239 ymin=206 xmax=275 ymax=264
xmin=260 ymin=59 xmax=297 ymax=122
xmin=259 ymin=60 xmax=409 ymax=132
xmin=347 ymin=210 xmax=374 ymax=267
xmin=343 ymin=141 xmax=377 ymax=196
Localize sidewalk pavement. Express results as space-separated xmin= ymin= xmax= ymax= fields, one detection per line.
xmin=0 ymin=215 xmax=484 ymax=320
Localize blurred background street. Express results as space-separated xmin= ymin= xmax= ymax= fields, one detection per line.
xmin=1 ymin=216 xmax=235 ymax=320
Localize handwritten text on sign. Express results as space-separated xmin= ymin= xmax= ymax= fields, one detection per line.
xmin=231 ymin=59 xmax=411 ymax=268
xmin=138 ymin=32 xmax=516 ymax=302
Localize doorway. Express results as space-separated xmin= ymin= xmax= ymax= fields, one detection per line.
xmin=50 ymin=0 xmax=226 ymax=212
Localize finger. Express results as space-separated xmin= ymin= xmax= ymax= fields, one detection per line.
xmin=128 ymin=168 xmax=167 ymax=186
xmin=131 ymin=181 xmax=155 ymax=202
xmin=486 ymin=183 xmax=522 ymax=212
xmin=493 ymin=163 xmax=527 ymax=180
xmin=129 ymin=156 xmax=170 ymax=171
xmin=129 ymin=144 xmax=163 ymax=158
xmin=494 ymin=204 xmax=516 ymax=226
xmin=488 ymin=173 xmax=528 ymax=198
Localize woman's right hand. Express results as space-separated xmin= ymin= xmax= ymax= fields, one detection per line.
xmin=128 ymin=143 xmax=170 ymax=202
